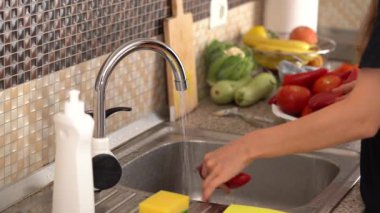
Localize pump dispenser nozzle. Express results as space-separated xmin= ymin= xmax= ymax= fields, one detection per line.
xmin=69 ymin=90 xmax=80 ymax=102
xmin=65 ymin=89 xmax=85 ymax=117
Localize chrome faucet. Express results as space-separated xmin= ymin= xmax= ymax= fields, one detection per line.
xmin=90 ymin=39 xmax=188 ymax=191
xmin=93 ymin=38 xmax=188 ymax=138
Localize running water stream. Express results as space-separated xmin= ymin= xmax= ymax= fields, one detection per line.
xmin=178 ymin=91 xmax=195 ymax=196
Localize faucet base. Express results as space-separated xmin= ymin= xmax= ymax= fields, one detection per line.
xmin=92 ymin=138 xmax=122 ymax=191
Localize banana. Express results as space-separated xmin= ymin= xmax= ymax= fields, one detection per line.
xmin=246 ymin=37 xmax=311 ymax=51
xmin=243 ymin=25 xmax=313 ymax=51
xmin=254 ymin=43 xmax=318 ymax=69
xmin=254 ymin=43 xmax=315 ymax=54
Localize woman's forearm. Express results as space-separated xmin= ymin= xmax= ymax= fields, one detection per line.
xmin=200 ymin=69 xmax=380 ymax=201
xmin=247 ymin=99 xmax=367 ymax=160
xmin=246 ymin=69 xmax=380 ymax=160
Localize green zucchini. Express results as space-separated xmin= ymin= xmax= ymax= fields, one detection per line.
xmin=234 ymin=72 xmax=277 ymax=107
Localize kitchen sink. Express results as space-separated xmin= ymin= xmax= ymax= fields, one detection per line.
xmin=113 ymin=124 xmax=360 ymax=213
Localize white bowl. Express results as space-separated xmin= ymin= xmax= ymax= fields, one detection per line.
xmin=271 ymin=104 xmax=297 ymax=121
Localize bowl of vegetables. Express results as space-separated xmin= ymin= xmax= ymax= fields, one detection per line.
xmin=269 ymin=63 xmax=359 ymax=120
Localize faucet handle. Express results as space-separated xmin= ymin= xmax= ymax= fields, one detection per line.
xmin=86 ymin=107 xmax=132 ymax=118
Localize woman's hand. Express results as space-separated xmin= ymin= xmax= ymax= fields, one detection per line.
xmin=332 ymin=81 xmax=356 ymax=101
xmin=201 ymin=136 xmax=252 ymax=201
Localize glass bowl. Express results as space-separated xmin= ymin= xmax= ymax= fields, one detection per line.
xmin=252 ymin=36 xmax=336 ymax=69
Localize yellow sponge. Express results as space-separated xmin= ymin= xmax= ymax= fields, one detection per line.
xmin=139 ymin=190 xmax=189 ymax=213
xmin=223 ymin=204 xmax=286 ymax=213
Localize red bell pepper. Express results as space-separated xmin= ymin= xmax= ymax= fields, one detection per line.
xmin=308 ymin=92 xmax=338 ymax=111
xmin=332 ymin=63 xmax=353 ymax=74
xmin=282 ymin=68 xmax=328 ymax=89
xmin=301 ymin=106 xmax=314 ymax=117
xmin=267 ymin=95 xmax=277 ymax=105
xmin=197 ymin=165 xmax=251 ymax=189
xmin=331 ymin=62 xmax=359 ymax=74
xmin=342 ymin=70 xmax=358 ymax=84
xmin=331 ymin=62 xmax=359 ymax=82
xmin=331 ymin=70 xmax=352 ymax=81
xmin=224 ymin=173 xmax=252 ymax=189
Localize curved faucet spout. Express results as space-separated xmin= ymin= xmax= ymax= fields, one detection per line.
xmin=94 ymin=39 xmax=188 ymax=138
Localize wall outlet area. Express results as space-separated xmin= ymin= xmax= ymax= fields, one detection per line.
xmin=210 ymin=0 xmax=228 ymax=29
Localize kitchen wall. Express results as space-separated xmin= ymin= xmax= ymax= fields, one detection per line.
xmin=0 ymin=0 xmax=262 ymax=188
xmin=319 ymin=0 xmax=371 ymax=31
xmin=318 ymin=0 xmax=372 ymax=62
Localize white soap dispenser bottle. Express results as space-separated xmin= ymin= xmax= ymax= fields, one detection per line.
xmin=52 ymin=90 xmax=95 ymax=213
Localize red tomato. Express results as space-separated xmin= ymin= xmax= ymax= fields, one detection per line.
xmin=301 ymin=106 xmax=314 ymax=117
xmin=312 ymin=74 xmax=342 ymax=94
xmin=277 ymin=85 xmax=311 ymax=116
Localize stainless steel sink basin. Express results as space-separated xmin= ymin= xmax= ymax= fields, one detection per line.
xmin=114 ymin=124 xmax=360 ymax=213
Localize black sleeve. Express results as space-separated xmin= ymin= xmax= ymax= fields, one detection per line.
xmin=360 ymin=20 xmax=380 ymax=68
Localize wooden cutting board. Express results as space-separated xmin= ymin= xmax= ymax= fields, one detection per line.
xmin=164 ymin=0 xmax=198 ymax=121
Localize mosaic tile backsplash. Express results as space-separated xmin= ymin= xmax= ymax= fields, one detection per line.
xmin=0 ymin=1 xmax=260 ymax=188
xmin=0 ymin=0 xmax=252 ymax=90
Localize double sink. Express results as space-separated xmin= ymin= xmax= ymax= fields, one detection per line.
xmin=100 ymin=123 xmax=360 ymax=212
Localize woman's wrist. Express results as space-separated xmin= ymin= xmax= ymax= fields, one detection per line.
xmin=239 ymin=130 xmax=267 ymax=163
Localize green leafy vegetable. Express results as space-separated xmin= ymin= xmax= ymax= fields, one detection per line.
xmin=205 ymin=40 xmax=256 ymax=86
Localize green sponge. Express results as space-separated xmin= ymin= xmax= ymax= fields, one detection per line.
xmin=139 ymin=190 xmax=189 ymax=213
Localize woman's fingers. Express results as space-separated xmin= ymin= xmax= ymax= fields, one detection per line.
xmin=201 ymin=158 xmax=230 ymax=201
xmin=335 ymin=94 xmax=347 ymax=102
xmin=219 ymin=184 xmax=231 ymax=194
xmin=200 ymin=139 xmax=251 ymax=201
xmin=200 ymin=163 xmax=231 ymax=199
xmin=333 ymin=81 xmax=356 ymax=95
xmin=203 ymin=164 xmax=221 ymax=188
xmin=332 ymin=81 xmax=356 ymax=102
xmin=202 ymin=171 xmax=226 ymax=201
